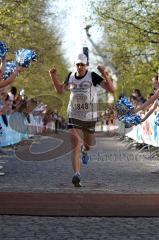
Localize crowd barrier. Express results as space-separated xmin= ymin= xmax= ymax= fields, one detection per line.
xmin=0 ymin=113 xmax=51 ymax=147
xmin=95 ymin=113 xmax=159 ymax=148
xmin=0 ymin=113 xmax=29 ymax=147
xmin=1 ymin=112 xmax=159 ymax=148
xmin=115 ymin=113 xmax=159 ymax=147
xmin=125 ymin=113 xmax=159 ymax=147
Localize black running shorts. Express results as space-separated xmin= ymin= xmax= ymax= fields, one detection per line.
xmin=68 ymin=118 xmax=96 ymax=133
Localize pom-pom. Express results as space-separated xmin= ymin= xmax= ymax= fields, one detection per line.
xmin=119 ymin=114 xmax=141 ymax=128
xmin=115 ymin=96 xmax=134 ymax=118
xmin=0 ymin=41 xmax=8 ymax=59
xmin=3 ymin=61 xmax=16 ymax=80
xmin=15 ymin=48 xmax=37 ymax=68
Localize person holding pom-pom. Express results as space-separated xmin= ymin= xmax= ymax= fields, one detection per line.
xmin=135 ymin=75 xmax=159 ymax=114
xmin=0 ymin=41 xmax=19 ymax=88
xmin=137 ymin=75 xmax=159 ymax=124
xmin=0 ymin=57 xmax=22 ymax=89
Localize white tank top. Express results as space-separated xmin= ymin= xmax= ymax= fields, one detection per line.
xmin=67 ymin=71 xmax=98 ymax=121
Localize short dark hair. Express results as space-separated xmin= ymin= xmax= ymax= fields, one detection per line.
xmin=133 ymin=89 xmax=141 ymax=97
xmin=11 ymin=86 xmax=17 ymax=95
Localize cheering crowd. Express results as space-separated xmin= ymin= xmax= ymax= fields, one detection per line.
xmin=0 ymin=85 xmax=67 ymax=139
xmin=0 ymin=43 xmax=66 ymax=148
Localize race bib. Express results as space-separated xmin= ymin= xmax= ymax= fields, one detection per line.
xmin=71 ymin=94 xmax=90 ymax=111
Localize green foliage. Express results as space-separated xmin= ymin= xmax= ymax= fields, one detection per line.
xmin=0 ymin=0 xmax=69 ymax=116
xmin=90 ymin=0 xmax=159 ymax=98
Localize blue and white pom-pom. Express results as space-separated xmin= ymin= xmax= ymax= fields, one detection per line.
xmin=15 ymin=48 xmax=37 ymax=68
xmin=115 ymin=96 xmax=134 ymax=118
xmin=3 ymin=61 xmax=17 ymax=80
xmin=119 ymin=114 xmax=141 ymax=128
xmin=0 ymin=41 xmax=8 ymax=59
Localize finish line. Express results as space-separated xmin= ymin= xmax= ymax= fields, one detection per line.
xmin=0 ymin=192 xmax=159 ymax=217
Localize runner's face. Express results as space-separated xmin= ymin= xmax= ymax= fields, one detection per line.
xmin=76 ymin=63 xmax=87 ymax=77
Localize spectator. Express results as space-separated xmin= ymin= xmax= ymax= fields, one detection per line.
xmin=136 ymin=75 xmax=159 ymax=113
xmin=132 ymin=88 xmax=146 ymax=104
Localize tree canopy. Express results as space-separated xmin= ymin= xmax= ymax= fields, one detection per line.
xmin=91 ymin=0 xmax=159 ymax=98
xmin=0 ymin=0 xmax=69 ymax=116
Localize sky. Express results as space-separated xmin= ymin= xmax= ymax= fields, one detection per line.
xmin=48 ymin=0 xmax=103 ymax=68
xmin=48 ymin=0 xmax=116 ymax=102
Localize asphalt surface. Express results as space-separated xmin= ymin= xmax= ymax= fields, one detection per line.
xmin=1 ymin=216 xmax=159 ymax=240
xmin=1 ymin=131 xmax=159 ymax=239
xmin=1 ymin=132 xmax=159 ymax=193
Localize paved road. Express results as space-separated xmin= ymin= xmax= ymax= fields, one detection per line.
xmin=1 ymin=215 xmax=159 ymax=240
xmin=1 ymin=133 xmax=159 ymax=239
xmin=0 ymin=133 xmax=159 ymax=193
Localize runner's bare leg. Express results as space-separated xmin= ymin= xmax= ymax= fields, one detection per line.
xmin=69 ymin=128 xmax=81 ymax=173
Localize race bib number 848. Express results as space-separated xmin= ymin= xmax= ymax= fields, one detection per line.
xmin=72 ymin=102 xmax=89 ymax=110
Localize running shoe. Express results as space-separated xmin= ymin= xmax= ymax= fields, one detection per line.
xmin=81 ymin=145 xmax=90 ymax=165
xmin=72 ymin=173 xmax=82 ymax=187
